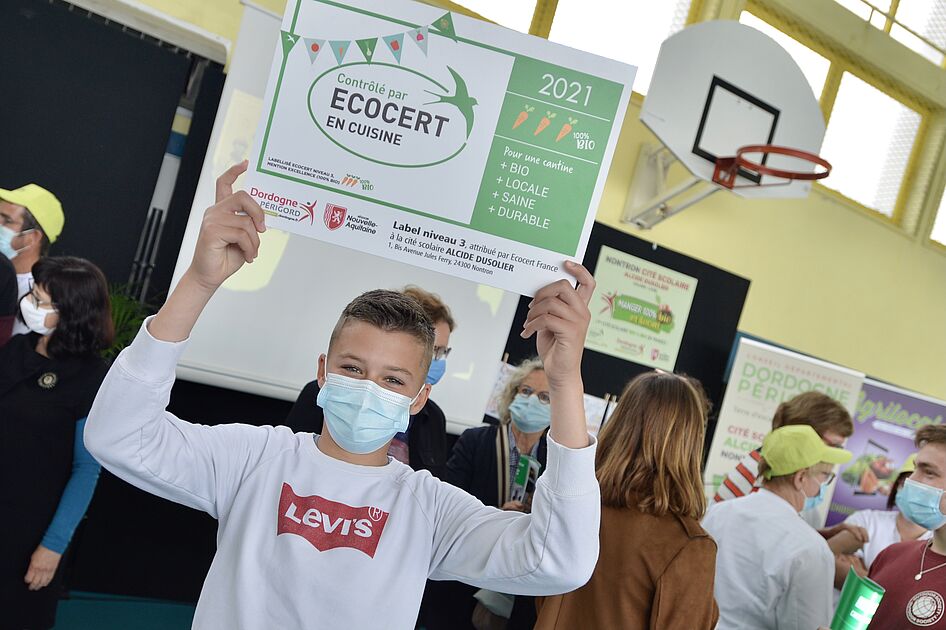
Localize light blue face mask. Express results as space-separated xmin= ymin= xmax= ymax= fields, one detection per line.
xmin=317 ymin=372 xmax=423 ymax=455
xmin=897 ymin=478 xmax=946 ymax=530
xmin=508 ymin=393 xmax=552 ymax=434
xmin=426 ymin=358 xmax=446 ymax=386
xmin=803 ymin=479 xmax=829 ymax=511
xmin=0 ymin=225 xmax=21 ymax=260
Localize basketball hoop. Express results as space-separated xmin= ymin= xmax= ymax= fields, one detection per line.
xmin=712 ymin=144 xmax=831 ymax=189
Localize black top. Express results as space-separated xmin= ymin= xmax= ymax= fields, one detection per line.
xmin=0 ymin=253 xmax=17 ymax=346
xmin=284 ymin=379 xmax=448 ymax=479
xmin=0 ymin=333 xmax=109 ymax=569
xmin=445 ymin=423 xmax=548 ymax=508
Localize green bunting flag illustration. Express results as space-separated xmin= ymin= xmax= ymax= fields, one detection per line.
xmin=329 ymin=40 xmax=349 ymax=64
xmin=280 ymin=31 xmax=299 ymax=57
xmin=356 ymin=37 xmax=378 ymax=63
xmin=431 ymin=12 xmax=458 ymax=42
xmin=382 ymin=33 xmax=405 ymax=63
xmin=303 ymin=38 xmax=325 ymax=63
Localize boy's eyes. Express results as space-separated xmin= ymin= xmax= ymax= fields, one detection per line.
xmin=340 ymin=365 xmax=405 ymax=387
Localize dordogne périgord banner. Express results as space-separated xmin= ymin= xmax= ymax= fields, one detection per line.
xmin=245 ymin=0 xmax=635 ymax=296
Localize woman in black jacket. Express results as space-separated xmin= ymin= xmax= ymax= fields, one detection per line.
xmin=0 ymin=257 xmax=113 ymax=630
xmin=420 ymin=358 xmax=550 ymax=630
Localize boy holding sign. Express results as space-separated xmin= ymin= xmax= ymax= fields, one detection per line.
xmin=84 ymin=163 xmax=600 ymax=628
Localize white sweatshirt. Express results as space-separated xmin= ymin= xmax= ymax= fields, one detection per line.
xmin=84 ymin=320 xmax=600 ymax=629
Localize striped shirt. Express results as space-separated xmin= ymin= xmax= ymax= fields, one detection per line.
xmin=714 ymin=449 xmax=763 ymax=502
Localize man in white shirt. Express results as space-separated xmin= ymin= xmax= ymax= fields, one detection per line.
xmin=703 ymin=424 xmax=852 ymax=630
xmin=84 ymin=163 xmax=601 ymax=629
xmin=0 ymin=184 xmax=65 ymax=335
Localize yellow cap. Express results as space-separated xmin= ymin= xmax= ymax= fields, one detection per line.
xmin=897 ymin=453 xmax=917 ymax=477
xmin=0 ymin=184 xmax=64 ymax=243
xmin=761 ymin=424 xmax=852 ymax=478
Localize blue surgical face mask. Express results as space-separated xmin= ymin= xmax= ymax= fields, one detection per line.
xmin=508 ymin=394 xmax=551 ymax=434
xmin=897 ymin=478 xmax=946 ymax=531
xmin=803 ymin=479 xmax=829 ymax=512
xmin=317 ymin=372 xmax=423 ymax=455
xmin=0 ymin=225 xmax=21 ymax=260
xmin=426 ymin=358 xmax=446 ymax=385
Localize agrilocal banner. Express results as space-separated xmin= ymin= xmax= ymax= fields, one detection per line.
xmin=827 ymin=378 xmax=946 ymax=526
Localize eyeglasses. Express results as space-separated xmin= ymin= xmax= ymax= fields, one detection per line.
xmin=517 ymin=385 xmax=551 ymax=405
xmin=815 ymin=471 xmax=836 ymax=485
xmin=26 ymin=281 xmax=54 ymax=309
xmin=433 ymin=345 xmax=452 ymax=360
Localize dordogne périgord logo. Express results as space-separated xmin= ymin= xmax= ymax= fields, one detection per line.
xmin=277 ymin=483 xmax=389 ymax=558
xmin=300 ymin=200 xmax=318 ymax=224
xmin=324 ymin=203 xmax=347 ymax=230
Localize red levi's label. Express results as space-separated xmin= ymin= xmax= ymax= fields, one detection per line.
xmin=277 ymin=483 xmax=389 ymax=558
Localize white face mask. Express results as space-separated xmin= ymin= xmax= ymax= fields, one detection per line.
xmin=20 ymin=297 xmax=56 ymax=335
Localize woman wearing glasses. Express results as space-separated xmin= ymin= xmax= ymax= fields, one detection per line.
xmin=0 ymin=256 xmax=113 ymax=630
xmin=421 ymin=358 xmax=551 ymax=630
xmin=284 ymin=285 xmax=455 ymax=479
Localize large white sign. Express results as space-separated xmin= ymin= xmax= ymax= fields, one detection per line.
xmin=245 ymin=0 xmax=634 ymax=296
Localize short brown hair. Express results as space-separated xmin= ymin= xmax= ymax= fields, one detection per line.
xmin=771 ymin=392 xmax=853 ymax=438
xmin=916 ymin=425 xmax=946 ymax=448
xmin=402 ymin=286 xmax=455 ymax=331
xmin=329 ymin=289 xmax=434 ymax=371
xmin=596 ymin=371 xmax=708 ymax=520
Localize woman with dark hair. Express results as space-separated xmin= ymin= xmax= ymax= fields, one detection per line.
xmin=0 ymin=256 xmax=113 ymax=630
xmin=535 ymin=370 xmax=719 ymax=630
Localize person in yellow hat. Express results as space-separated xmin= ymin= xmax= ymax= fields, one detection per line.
xmin=0 ymin=184 xmax=65 ymax=335
xmin=828 ymin=453 xmax=931 ymax=571
xmin=702 ymin=424 xmax=852 ymax=630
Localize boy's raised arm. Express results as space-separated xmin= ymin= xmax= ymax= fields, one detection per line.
xmin=84 ymin=164 xmax=277 ymax=517
xmin=428 ymin=264 xmax=600 ymax=594
xmin=149 ymin=160 xmax=266 ymax=342
xmin=521 ymin=261 xmax=594 ymax=449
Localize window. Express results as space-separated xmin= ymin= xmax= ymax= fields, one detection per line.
xmin=892 ymin=0 xmax=946 ymax=65
xmin=739 ymin=12 xmax=830 ymax=99
xmin=819 ymin=73 xmax=921 ymax=217
xmin=547 ymin=0 xmax=690 ymax=94
xmin=933 ymin=199 xmax=946 ymax=246
xmin=455 ymin=0 xmax=536 ymax=32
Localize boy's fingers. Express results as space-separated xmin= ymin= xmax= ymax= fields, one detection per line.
xmin=218 ymin=190 xmax=267 ymax=233
xmin=524 ymin=298 xmax=573 ymax=328
xmin=215 ymin=161 xmax=249 ymax=203
xmin=217 ymin=213 xmax=262 ymax=252
xmin=521 ymin=313 xmax=573 ymax=339
xmin=530 ymin=279 xmax=578 ymax=310
xmin=564 ymin=261 xmax=595 ymax=304
xmin=217 ymin=226 xmax=258 ymax=262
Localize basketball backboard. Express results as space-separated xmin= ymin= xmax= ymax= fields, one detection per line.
xmin=640 ymin=20 xmax=826 ymax=199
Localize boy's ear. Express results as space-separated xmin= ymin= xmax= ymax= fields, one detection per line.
xmin=409 ymin=383 xmax=431 ymax=415
xmin=317 ymin=353 xmax=327 ymax=388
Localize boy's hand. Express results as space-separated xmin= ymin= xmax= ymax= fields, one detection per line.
xmin=189 ymin=161 xmax=267 ymax=291
xmin=150 ymin=162 xmax=266 ymax=342
xmin=521 ymin=261 xmax=594 ymax=390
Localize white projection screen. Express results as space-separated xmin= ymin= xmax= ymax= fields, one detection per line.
xmin=169 ymin=2 xmax=520 ymax=432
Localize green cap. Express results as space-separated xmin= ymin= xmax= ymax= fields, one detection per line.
xmin=0 ymin=184 xmax=64 ymax=243
xmin=761 ymin=424 xmax=852 ymax=479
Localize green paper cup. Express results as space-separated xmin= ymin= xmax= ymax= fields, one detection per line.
xmin=831 ymin=567 xmax=885 ymax=630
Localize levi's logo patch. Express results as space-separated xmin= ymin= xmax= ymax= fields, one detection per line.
xmin=277 ymin=483 xmax=389 ymax=558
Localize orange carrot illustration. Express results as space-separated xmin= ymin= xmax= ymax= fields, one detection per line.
xmin=555 ymin=117 xmax=578 ymax=142
xmin=512 ymin=104 xmax=534 ymax=130
xmin=534 ymin=111 xmax=556 ymax=136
